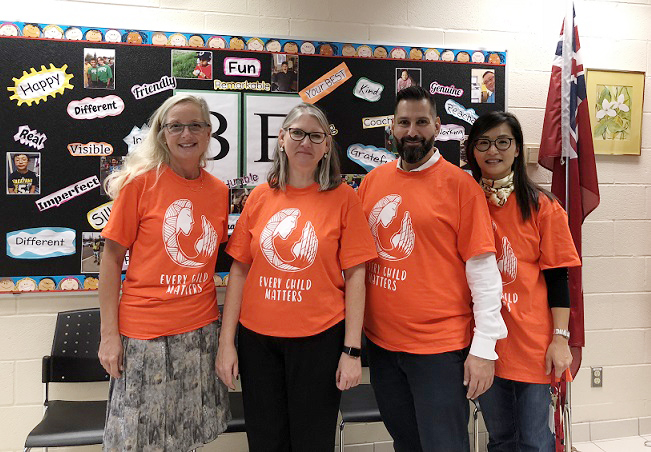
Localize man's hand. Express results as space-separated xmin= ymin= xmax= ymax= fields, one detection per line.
xmin=463 ymin=354 xmax=495 ymax=399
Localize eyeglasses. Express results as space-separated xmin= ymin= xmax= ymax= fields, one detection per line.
xmin=286 ymin=128 xmax=328 ymax=144
xmin=163 ymin=122 xmax=211 ymax=135
xmin=474 ymin=137 xmax=514 ymax=152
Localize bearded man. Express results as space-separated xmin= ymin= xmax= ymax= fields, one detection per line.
xmin=357 ymin=86 xmax=507 ymax=452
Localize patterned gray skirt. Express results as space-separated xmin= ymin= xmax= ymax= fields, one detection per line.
xmin=103 ymin=322 xmax=231 ymax=452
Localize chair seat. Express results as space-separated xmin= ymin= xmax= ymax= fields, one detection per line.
xmin=340 ymin=384 xmax=382 ymax=424
xmin=25 ymin=400 xmax=107 ymax=448
xmin=225 ymin=391 xmax=245 ymax=433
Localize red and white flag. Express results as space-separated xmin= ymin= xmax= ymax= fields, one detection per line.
xmin=539 ymin=4 xmax=600 ymax=450
xmin=539 ymin=2 xmax=600 ymax=369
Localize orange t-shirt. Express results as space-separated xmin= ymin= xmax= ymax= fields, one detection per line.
xmin=489 ymin=194 xmax=581 ymax=383
xmin=102 ymin=166 xmax=229 ymax=339
xmin=358 ymin=158 xmax=496 ymax=354
xmin=226 ymin=182 xmax=377 ymax=337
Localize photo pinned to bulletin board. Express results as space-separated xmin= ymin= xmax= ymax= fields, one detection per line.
xmin=0 ymin=19 xmax=507 ymax=292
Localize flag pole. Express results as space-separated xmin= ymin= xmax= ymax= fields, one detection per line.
xmin=564 ymin=3 xmax=573 ymax=451
xmin=540 ymin=1 xmax=601 ymax=447
xmin=565 ymin=381 xmax=573 ymax=451
xmin=561 ymin=2 xmax=574 ymax=450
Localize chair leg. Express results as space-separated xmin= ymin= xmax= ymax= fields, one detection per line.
xmin=339 ymin=419 xmax=345 ymax=452
xmin=473 ymin=406 xmax=480 ymax=452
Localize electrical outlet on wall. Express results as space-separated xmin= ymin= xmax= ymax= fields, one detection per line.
xmin=525 ymin=144 xmax=539 ymax=164
xmin=591 ymin=366 xmax=603 ymax=387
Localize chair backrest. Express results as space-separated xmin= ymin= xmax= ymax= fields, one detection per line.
xmin=45 ymin=308 xmax=109 ymax=383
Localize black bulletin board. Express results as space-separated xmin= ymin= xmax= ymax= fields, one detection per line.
xmin=0 ymin=21 xmax=506 ymax=292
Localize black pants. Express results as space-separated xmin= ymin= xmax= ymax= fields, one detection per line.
xmin=237 ymin=322 xmax=344 ymax=452
xmin=367 ymin=339 xmax=470 ymax=452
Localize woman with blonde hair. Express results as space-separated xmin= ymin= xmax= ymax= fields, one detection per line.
xmin=217 ymin=102 xmax=377 ymax=452
xmin=99 ymin=93 xmax=231 ymax=451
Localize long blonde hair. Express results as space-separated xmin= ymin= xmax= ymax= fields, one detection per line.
xmin=104 ymin=93 xmax=212 ymax=199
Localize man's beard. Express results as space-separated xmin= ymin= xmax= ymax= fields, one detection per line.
xmin=396 ymin=135 xmax=436 ymax=164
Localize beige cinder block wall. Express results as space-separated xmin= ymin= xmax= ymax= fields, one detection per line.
xmin=2 ymin=0 xmax=651 ymax=450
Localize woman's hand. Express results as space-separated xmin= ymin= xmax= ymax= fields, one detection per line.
xmin=336 ymin=353 xmax=362 ymax=391
xmin=545 ymin=335 xmax=573 ymax=379
xmin=98 ymin=333 xmax=123 ymax=378
xmin=216 ymin=342 xmax=239 ymax=390
xmin=98 ymin=239 xmax=128 ymax=379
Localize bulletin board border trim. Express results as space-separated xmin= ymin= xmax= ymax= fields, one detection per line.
xmin=0 ymin=20 xmax=507 ymax=65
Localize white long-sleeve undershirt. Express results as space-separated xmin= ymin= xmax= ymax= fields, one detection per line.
xmin=466 ymin=252 xmax=507 ymax=360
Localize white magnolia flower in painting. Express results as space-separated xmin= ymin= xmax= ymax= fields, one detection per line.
xmin=596 ymin=98 xmax=616 ymax=119
xmin=611 ymin=94 xmax=630 ymax=112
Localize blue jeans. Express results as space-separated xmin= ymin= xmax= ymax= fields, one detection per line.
xmin=367 ymin=339 xmax=470 ymax=452
xmin=478 ymin=376 xmax=554 ymax=452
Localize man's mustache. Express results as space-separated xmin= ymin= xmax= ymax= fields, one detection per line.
xmin=401 ymin=136 xmax=424 ymax=143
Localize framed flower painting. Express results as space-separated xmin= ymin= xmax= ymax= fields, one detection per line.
xmin=586 ymin=69 xmax=645 ymax=155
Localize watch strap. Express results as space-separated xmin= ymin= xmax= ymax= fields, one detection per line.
xmin=553 ymin=328 xmax=570 ymax=340
xmin=342 ymin=346 xmax=361 ymax=357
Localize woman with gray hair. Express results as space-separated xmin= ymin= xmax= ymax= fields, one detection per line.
xmin=99 ymin=93 xmax=231 ymax=451
xmin=217 ymin=102 xmax=377 ymax=451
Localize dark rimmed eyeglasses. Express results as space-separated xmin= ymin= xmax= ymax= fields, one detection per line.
xmin=163 ymin=122 xmax=211 ymax=135
xmin=286 ymin=128 xmax=328 ymax=144
xmin=474 ymin=137 xmax=514 ymax=152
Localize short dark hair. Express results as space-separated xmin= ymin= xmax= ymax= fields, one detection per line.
xmin=281 ymin=61 xmax=288 ymax=66
xmin=395 ymin=85 xmax=437 ymax=118
xmin=483 ymin=71 xmax=493 ymax=79
xmin=466 ymin=111 xmax=553 ymax=221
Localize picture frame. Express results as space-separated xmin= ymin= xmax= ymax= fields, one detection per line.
xmin=586 ymin=69 xmax=645 ymax=155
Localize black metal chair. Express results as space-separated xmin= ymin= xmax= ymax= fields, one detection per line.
xmin=338 ymin=336 xmax=382 ymax=452
xmin=217 ymin=304 xmax=246 ymax=435
xmin=472 ymin=398 xmax=482 ymax=452
xmin=225 ymin=391 xmax=246 ymax=433
xmin=24 ymin=308 xmax=110 ymax=451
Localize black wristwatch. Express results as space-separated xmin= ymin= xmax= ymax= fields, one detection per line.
xmin=342 ymin=346 xmax=361 ymax=358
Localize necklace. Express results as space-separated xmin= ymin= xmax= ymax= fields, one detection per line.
xmin=185 ymin=169 xmax=204 ymax=192
xmin=167 ymin=163 xmax=205 ymax=192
